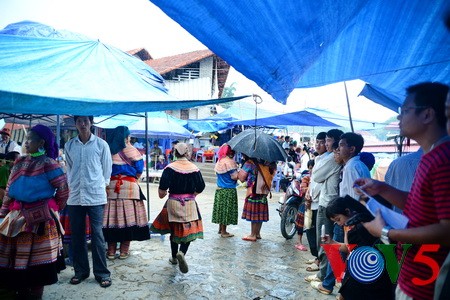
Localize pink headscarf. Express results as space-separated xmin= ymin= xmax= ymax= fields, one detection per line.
xmin=218 ymin=144 xmax=235 ymax=160
xmin=215 ymin=144 xmax=237 ymax=174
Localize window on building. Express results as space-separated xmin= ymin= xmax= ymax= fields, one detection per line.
xmin=180 ymin=109 xmax=190 ymax=120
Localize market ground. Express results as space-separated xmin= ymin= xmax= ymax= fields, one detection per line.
xmin=44 ymin=182 xmax=334 ymax=300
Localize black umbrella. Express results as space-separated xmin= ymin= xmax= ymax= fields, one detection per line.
xmin=228 ymin=129 xmax=288 ymax=162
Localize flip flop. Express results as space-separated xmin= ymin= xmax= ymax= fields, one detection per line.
xmin=304 ymin=274 xmax=321 ymax=283
xmin=221 ymin=233 xmax=234 ymax=238
xmin=305 ymin=258 xmax=318 ymax=265
xmin=242 ymin=236 xmax=257 ymax=242
xmin=311 ymin=281 xmax=332 ymax=295
xmin=306 ymin=265 xmax=320 ymax=272
xmin=295 ymin=244 xmax=308 ymax=251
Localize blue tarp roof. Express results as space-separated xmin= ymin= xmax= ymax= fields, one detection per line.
xmin=231 ymin=110 xmax=339 ymax=128
xmin=0 ymin=21 xmax=246 ymax=116
xmin=94 ymin=112 xmax=193 ymax=139
xmin=150 ymin=0 xmax=450 ymax=109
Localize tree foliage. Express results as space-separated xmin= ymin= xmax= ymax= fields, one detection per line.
xmin=220 ymin=82 xmax=237 ymax=109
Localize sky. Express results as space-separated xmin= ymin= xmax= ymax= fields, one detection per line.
xmin=0 ymin=0 xmax=397 ymax=127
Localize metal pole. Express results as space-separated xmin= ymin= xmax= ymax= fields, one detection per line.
xmin=145 ymin=112 xmax=150 ymax=220
xmin=344 ymin=81 xmax=354 ymax=132
xmin=56 ymin=115 xmax=61 ymax=149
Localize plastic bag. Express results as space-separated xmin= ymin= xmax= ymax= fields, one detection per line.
xmin=304 ymin=208 xmax=312 ymax=229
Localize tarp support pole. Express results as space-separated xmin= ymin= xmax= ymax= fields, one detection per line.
xmin=145 ymin=112 xmax=150 ymax=220
xmin=344 ymin=81 xmax=354 ymax=132
xmin=56 ymin=115 xmax=61 ymax=149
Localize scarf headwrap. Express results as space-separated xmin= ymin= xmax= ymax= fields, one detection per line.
xmin=30 ymin=124 xmax=58 ymax=159
xmin=108 ymin=126 xmax=130 ymax=155
xmin=174 ymin=142 xmax=190 ymax=158
xmin=217 ymin=143 xmax=235 ymax=160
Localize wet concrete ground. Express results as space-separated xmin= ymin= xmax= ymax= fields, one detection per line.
xmin=44 ymin=183 xmax=334 ymax=299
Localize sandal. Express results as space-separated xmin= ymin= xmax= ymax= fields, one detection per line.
xmin=107 ymin=253 xmax=116 ymax=260
xmin=295 ymin=244 xmax=308 ymax=251
xmin=311 ymin=281 xmax=332 ymax=295
xmin=242 ymin=236 xmax=257 ymax=242
xmin=306 ymin=265 xmax=320 ymax=272
xmin=220 ymin=233 xmax=234 ymax=238
xmin=305 ymin=258 xmax=318 ymax=265
xmin=119 ymin=252 xmax=130 ymax=260
xmin=256 ymin=235 xmax=262 ymax=239
xmin=70 ymin=274 xmax=89 ymax=285
xmin=96 ymin=277 xmax=112 ymax=288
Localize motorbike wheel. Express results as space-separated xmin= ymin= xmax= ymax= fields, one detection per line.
xmin=280 ymin=203 xmax=298 ymax=239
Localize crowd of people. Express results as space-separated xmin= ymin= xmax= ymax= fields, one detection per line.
xmin=0 ymin=81 xmax=448 ymax=300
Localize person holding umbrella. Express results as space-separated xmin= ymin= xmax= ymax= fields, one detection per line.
xmin=238 ymin=154 xmax=277 ymax=241
xmin=227 ymin=129 xmax=287 ymax=241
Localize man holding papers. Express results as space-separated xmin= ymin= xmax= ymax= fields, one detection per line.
xmin=355 ymin=82 xmax=450 ymax=300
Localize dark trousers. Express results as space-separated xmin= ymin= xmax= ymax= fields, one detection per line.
xmin=170 ymin=241 xmax=191 ymax=258
xmin=68 ymin=205 xmax=110 ymax=280
xmin=305 ymin=209 xmax=318 ymax=258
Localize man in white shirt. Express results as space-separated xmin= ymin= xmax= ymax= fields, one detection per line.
xmin=304 ymin=132 xmax=327 ymax=263
xmin=338 ymin=132 xmax=371 ymax=199
xmin=312 ymin=131 xmax=370 ymax=295
xmin=65 ymin=116 xmax=112 ymax=288
xmin=0 ymin=128 xmax=21 ymax=158
xmin=282 ymin=136 xmax=290 ymax=150
xmin=306 ymin=129 xmax=342 ymax=284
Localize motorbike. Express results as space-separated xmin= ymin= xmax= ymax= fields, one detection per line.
xmin=278 ymin=176 xmax=305 ymax=239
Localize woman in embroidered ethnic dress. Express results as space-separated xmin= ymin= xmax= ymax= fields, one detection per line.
xmin=238 ymin=155 xmax=276 ymax=242
xmin=103 ymin=126 xmax=150 ymax=260
xmin=0 ymin=125 xmax=68 ymax=299
xmin=150 ymin=143 xmax=205 ymax=273
xmin=212 ymin=144 xmax=238 ymax=238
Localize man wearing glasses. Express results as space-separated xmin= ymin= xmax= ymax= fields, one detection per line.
xmin=356 ymin=82 xmax=450 ymax=300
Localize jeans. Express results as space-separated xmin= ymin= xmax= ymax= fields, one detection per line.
xmin=316 ymin=206 xmax=335 ymax=280
xmin=322 ymin=224 xmax=344 ymax=291
xmin=69 ymin=205 xmax=110 ymax=280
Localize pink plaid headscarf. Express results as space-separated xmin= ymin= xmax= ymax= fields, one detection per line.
xmin=218 ymin=144 xmax=235 ymax=160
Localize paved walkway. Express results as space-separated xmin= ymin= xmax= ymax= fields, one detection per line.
xmin=44 ymin=183 xmax=334 ymax=300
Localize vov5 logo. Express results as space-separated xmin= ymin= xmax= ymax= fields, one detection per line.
xmin=322 ymin=244 xmax=441 ymax=285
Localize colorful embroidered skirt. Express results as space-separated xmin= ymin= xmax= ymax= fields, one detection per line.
xmin=102 ymin=198 xmax=150 ymax=242
xmin=0 ymin=209 xmax=65 ymax=288
xmin=59 ymin=205 xmax=91 ymax=244
xmin=295 ymin=203 xmax=306 ymax=233
xmin=241 ymin=195 xmax=269 ymax=222
xmin=102 ymin=178 xmax=150 ymax=242
xmin=150 ymin=198 xmax=203 ymax=244
xmin=212 ymin=188 xmax=238 ymax=226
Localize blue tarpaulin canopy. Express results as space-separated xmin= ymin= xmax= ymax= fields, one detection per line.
xmin=150 ymin=0 xmax=450 ymax=109
xmin=0 ymin=21 xmax=246 ymax=116
xmin=94 ymin=112 xmax=193 ymax=139
xmin=184 ymin=101 xmax=276 ymax=132
xmin=231 ymin=110 xmax=339 ymax=128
